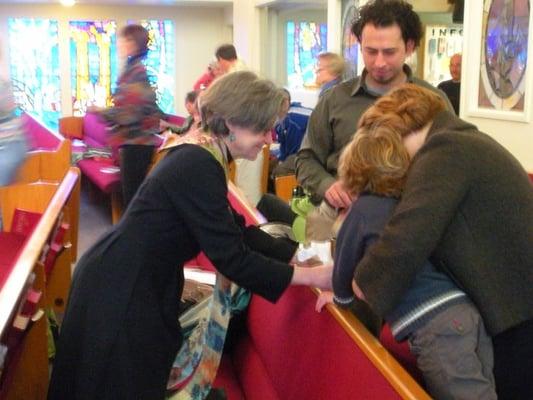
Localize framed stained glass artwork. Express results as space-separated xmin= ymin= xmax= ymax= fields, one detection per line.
xmin=341 ymin=0 xmax=359 ymax=79
xmin=464 ymin=0 xmax=532 ymax=121
xmin=8 ymin=18 xmax=61 ymax=129
xmin=479 ymin=0 xmax=529 ymax=112
xmin=132 ymin=19 xmax=175 ymax=114
xmin=286 ymin=21 xmax=328 ymax=89
xmin=70 ymin=20 xmax=117 ymax=116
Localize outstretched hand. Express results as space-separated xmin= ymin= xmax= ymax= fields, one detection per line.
xmin=315 ymin=290 xmax=334 ymax=312
xmin=291 ymin=263 xmax=333 ymax=290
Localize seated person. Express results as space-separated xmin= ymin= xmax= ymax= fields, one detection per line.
xmin=270 ymin=88 xmax=312 ymax=180
xmin=317 ymin=123 xmax=496 ymax=399
xmin=162 ymin=90 xmax=200 ymax=135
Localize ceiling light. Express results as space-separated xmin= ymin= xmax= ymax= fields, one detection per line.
xmin=60 ymin=0 xmax=75 ymax=6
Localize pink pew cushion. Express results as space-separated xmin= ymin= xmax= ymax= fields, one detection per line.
xmin=78 ymin=159 xmax=120 ymax=194
xmin=167 ymin=115 xmax=186 ymax=127
xmin=83 ymin=112 xmax=109 ymax=149
xmin=21 ymin=113 xmax=61 ymax=151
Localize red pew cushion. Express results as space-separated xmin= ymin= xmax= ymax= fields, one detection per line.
xmin=0 ymin=232 xmax=27 ymax=288
xmin=78 ymin=159 xmax=120 ymax=194
xmin=379 ymin=323 xmax=424 ymax=384
xmin=240 ymin=287 xmax=404 ymax=399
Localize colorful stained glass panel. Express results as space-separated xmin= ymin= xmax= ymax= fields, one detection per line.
xmin=286 ymin=21 xmax=328 ymax=89
xmin=133 ymin=19 xmax=175 ymax=114
xmin=70 ymin=20 xmax=117 ymax=116
xmin=8 ymin=18 xmax=61 ymax=129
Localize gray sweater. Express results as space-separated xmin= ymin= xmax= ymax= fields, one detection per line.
xmin=355 ymin=111 xmax=533 ymax=336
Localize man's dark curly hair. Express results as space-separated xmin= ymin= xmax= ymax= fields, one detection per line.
xmin=351 ymin=0 xmax=423 ymax=48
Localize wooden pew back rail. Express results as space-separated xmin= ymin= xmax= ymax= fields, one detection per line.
xmin=0 ymin=168 xmax=80 ymax=399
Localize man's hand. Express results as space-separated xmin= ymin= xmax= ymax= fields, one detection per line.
xmin=325 ymin=181 xmax=354 ymax=209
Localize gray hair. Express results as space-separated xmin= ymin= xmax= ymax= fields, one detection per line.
xmin=317 ymin=52 xmax=346 ymax=78
xmin=200 ymin=71 xmax=284 ymax=136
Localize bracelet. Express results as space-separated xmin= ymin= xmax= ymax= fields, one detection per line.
xmin=333 ymin=294 xmax=355 ymax=306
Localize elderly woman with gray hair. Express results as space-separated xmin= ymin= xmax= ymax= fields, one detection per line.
xmin=48 ymin=71 xmax=332 ymax=400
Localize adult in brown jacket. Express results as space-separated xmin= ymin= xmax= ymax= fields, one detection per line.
xmin=351 ymin=84 xmax=533 ymax=400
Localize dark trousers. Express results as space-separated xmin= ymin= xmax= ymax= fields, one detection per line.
xmin=256 ymin=193 xmax=297 ymax=225
xmin=492 ymin=318 xmax=533 ymax=399
xmin=120 ymin=144 xmax=155 ymax=209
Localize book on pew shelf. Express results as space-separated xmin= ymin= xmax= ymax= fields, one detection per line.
xmin=180 ymin=268 xmax=215 ymax=315
xmin=42 ymin=222 xmax=69 ymax=275
xmin=10 ymin=209 xmax=42 ymax=237
xmin=184 ymin=267 xmax=216 ymax=286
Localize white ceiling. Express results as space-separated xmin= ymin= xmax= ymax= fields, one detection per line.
xmin=0 ymin=0 xmax=232 ymax=5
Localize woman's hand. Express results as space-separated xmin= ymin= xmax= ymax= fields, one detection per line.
xmin=291 ymin=263 xmax=333 ymax=290
xmin=290 ymin=255 xmax=323 ymax=268
xmin=315 ymin=291 xmax=334 ymax=312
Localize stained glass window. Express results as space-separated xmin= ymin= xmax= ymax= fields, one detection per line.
xmin=8 ymin=18 xmax=61 ymax=128
xmin=134 ymin=19 xmax=175 ymax=114
xmin=286 ymin=21 xmax=327 ymax=89
xmin=70 ymin=20 xmax=117 ymax=116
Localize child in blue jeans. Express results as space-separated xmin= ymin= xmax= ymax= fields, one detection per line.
xmin=316 ymin=124 xmax=496 ymax=400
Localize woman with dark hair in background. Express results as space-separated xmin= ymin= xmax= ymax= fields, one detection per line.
xmin=48 ymin=71 xmax=332 ymax=400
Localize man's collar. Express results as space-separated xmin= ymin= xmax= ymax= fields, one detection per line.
xmin=351 ymin=64 xmax=414 ymax=96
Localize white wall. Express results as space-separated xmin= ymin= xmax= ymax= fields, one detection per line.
xmin=0 ymin=3 xmax=232 ymax=116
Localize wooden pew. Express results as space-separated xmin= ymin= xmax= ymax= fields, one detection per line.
xmin=0 ymin=168 xmax=80 ymax=399
xmin=183 ymin=181 xmax=430 ymax=399
xmin=14 ymin=113 xmax=80 ymax=261
xmin=274 ymin=174 xmax=298 ymax=203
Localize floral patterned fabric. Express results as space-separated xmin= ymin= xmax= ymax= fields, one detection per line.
xmin=159 ymin=129 xmax=251 ymax=400
xmin=167 ymin=276 xmax=250 ymax=399
xmin=99 ymin=55 xmax=163 ymax=147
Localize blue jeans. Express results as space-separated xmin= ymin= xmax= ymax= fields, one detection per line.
xmin=0 ymin=137 xmax=27 ymax=186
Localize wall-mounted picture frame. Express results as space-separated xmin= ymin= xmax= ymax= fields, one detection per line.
xmin=341 ymin=0 xmax=359 ymax=80
xmin=466 ymin=0 xmax=532 ymax=122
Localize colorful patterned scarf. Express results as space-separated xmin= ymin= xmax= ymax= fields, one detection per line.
xmin=159 ymin=130 xmax=251 ymax=400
